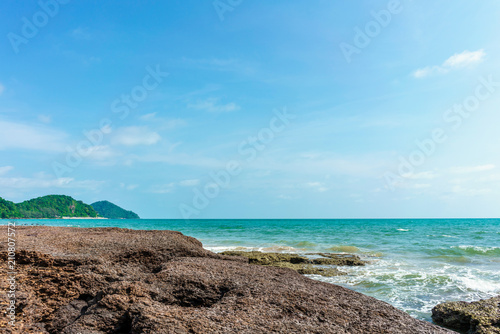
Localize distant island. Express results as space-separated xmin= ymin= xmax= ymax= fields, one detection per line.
xmin=0 ymin=195 xmax=139 ymax=219
xmin=91 ymin=200 xmax=139 ymax=219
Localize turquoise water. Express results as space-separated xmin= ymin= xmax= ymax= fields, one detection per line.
xmin=5 ymin=218 xmax=500 ymax=321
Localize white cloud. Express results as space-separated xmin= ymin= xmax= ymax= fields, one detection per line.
xmin=413 ymin=49 xmax=485 ymax=78
xmin=38 ymin=115 xmax=52 ymax=124
xmin=413 ymin=66 xmax=447 ymax=78
xmin=0 ymin=120 xmax=67 ymax=152
xmin=179 ymin=179 xmax=200 ymax=186
xmin=304 ymin=182 xmax=328 ymax=192
xmin=150 ymin=183 xmax=175 ymax=194
xmin=450 ymin=164 xmax=495 ymax=174
xmin=401 ymin=171 xmax=437 ymax=179
xmin=140 ymin=112 xmax=157 ymax=121
xmin=0 ymin=166 xmax=13 ymax=176
xmin=451 ymin=185 xmax=492 ymax=196
xmin=139 ymin=113 xmax=186 ymax=129
xmin=180 ymin=58 xmax=255 ymax=75
xmin=188 ymin=98 xmax=240 ymax=113
xmin=150 ymin=179 xmax=200 ymax=193
xmin=443 ymin=50 xmax=486 ymax=68
xmin=412 ymin=183 xmax=431 ymax=189
xmin=120 ymin=183 xmax=138 ymax=190
xmin=70 ymin=27 xmax=91 ymax=40
xmin=111 ymin=126 xmax=161 ymax=146
xmin=0 ymin=176 xmax=103 ymax=190
xmin=85 ymin=145 xmax=119 ymax=161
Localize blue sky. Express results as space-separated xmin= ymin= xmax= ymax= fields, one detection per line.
xmin=1 ymin=0 xmax=500 ymax=218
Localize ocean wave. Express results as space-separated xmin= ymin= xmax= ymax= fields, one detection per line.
xmin=315 ymin=259 xmax=500 ymax=321
xmin=426 ymin=245 xmax=500 ymax=257
xmin=261 ymin=246 xmax=300 ymax=252
xmin=428 ymin=255 xmax=471 ymax=263
xmin=327 ymin=245 xmax=360 ymax=253
xmin=455 ymin=275 xmax=500 ymax=293
xmin=292 ymin=241 xmax=318 ymax=247
xmin=396 ymin=228 xmax=410 ymax=232
xmin=204 ymin=246 xmax=256 ymax=252
xmin=453 ymin=245 xmax=500 ymax=256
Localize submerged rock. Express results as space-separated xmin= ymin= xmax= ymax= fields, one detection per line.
xmin=432 ymin=296 xmax=500 ymax=334
xmin=220 ymin=250 xmax=310 ymax=265
xmin=0 ymin=226 xmax=453 ymax=333
xmin=309 ymin=253 xmax=366 ymax=266
xmin=220 ymin=250 xmax=365 ymax=277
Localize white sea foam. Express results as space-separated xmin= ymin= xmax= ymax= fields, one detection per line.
xmin=396 ymin=228 xmax=410 ymax=231
xmin=456 ymin=245 xmax=500 ymax=253
xmin=312 ymin=256 xmax=500 ymax=321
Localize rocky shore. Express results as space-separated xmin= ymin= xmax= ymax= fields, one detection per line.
xmin=220 ymin=250 xmax=366 ymax=277
xmin=432 ymin=296 xmax=500 ymax=334
xmin=0 ymin=226 xmax=454 ymax=333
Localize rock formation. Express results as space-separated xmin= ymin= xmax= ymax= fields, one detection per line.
xmin=1 ymin=226 xmax=453 ymax=333
xmin=432 ymin=296 xmax=500 ymax=334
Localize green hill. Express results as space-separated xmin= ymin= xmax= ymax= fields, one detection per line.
xmin=16 ymin=195 xmax=98 ymax=219
xmin=0 ymin=197 xmax=21 ymax=219
xmin=91 ymin=200 xmax=139 ymax=219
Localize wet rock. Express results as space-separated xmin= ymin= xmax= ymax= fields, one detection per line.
xmin=220 ymin=250 xmax=310 ymax=265
xmin=0 ymin=226 xmax=453 ymax=333
xmin=432 ymin=296 xmax=500 ymax=334
xmin=309 ymin=252 xmax=366 ymax=266
xmin=270 ymin=262 xmax=346 ymax=277
xmin=220 ymin=250 xmax=365 ymax=276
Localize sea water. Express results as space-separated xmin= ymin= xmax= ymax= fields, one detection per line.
xmin=8 ymin=218 xmax=500 ymax=321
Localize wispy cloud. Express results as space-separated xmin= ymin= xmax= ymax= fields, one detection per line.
xmin=139 ymin=113 xmax=157 ymax=121
xmin=111 ymin=126 xmax=161 ymax=146
xmin=0 ymin=120 xmax=67 ymax=152
xmin=180 ymin=58 xmax=256 ymax=75
xmin=150 ymin=179 xmax=200 ymax=194
xmin=139 ymin=113 xmax=186 ymax=129
xmin=179 ymin=179 xmax=200 ymax=186
xmin=0 ymin=166 xmax=14 ymax=176
xmin=188 ymin=98 xmax=240 ymax=113
xmin=451 ymin=185 xmax=492 ymax=196
xmin=120 ymin=183 xmax=138 ymax=190
xmin=413 ymin=49 xmax=485 ymax=78
xmin=401 ymin=171 xmax=438 ymax=179
xmin=450 ymin=164 xmax=495 ymax=174
xmin=304 ymin=182 xmax=328 ymax=192
xmin=85 ymin=145 xmax=119 ymax=161
xmin=0 ymin=176 xmax=103 ymax=190
xmin=70 ymin=27 xmax=91 ymax=40
xmin=150 ymin=183 xmax=175 ymax=194
xmin=38 ymin=114 xmax=52 ymax=124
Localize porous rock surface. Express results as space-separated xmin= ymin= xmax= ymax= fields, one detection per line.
xmin=0 ymin=226 xmax=454 ymax=333
xmin=432 ymin=296 xmax=500 ymax=334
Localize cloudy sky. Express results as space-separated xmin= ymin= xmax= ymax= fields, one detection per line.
xmin=1 ymin=1 xmax=500 ymax=218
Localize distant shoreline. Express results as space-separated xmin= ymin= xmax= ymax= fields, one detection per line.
xmin=0 ymin=217 xmax=109 ymax=220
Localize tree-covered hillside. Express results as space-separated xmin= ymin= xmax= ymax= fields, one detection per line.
xmin=91 ymin=200 xmax=139 ymax=219
xmin=16 ymin=195 xmax=98 ymax=218
xmin=0 ymin=197 xmax=21 ymax=219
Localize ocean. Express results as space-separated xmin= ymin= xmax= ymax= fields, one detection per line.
xmin=8 ymin=218 xmax=500 ymax=321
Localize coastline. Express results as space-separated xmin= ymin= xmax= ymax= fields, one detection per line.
xmin=60 ymin=217 xmax=108 ymax=219
xmin=3 ymin=217 xmax=499 ymax=324
xmin=0 ymin=225 xmax=453 ymax=333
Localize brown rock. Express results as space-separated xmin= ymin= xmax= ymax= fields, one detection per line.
xmin=432 ymin=296 xmax=500 ymax=334
xmin=0 ymin=226 xmax=453 ymax=333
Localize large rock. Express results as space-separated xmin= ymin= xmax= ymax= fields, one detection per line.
xmin=0 ymin=226 xmax=453 ymax=333
xmin=432 ymin=296 xmax=500 ymax=334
